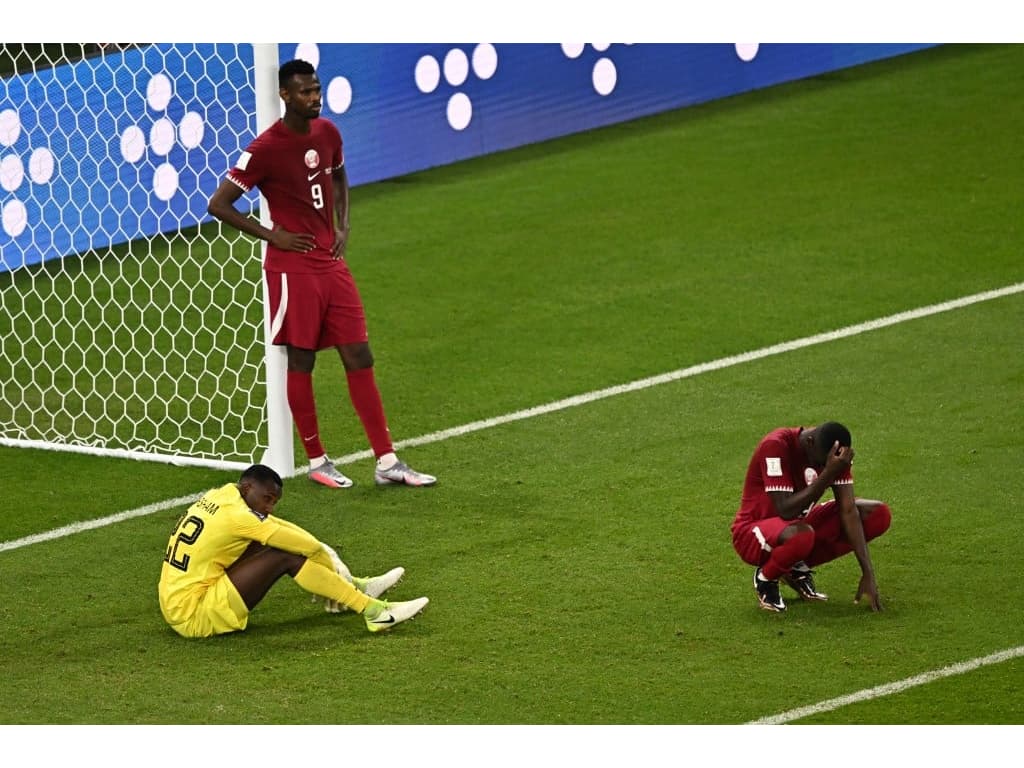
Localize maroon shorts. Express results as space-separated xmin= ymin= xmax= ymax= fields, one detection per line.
xmin=265 ymin=267 xmax=368 ymax=350
xmin=731 ymin=500 xmax=840 ymax=566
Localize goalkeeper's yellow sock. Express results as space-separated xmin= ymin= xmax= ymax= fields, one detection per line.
xmin=294 ymin=560 xmax=373 ymax=613
xmin=362 ymin=600 xmax=386 ymax=620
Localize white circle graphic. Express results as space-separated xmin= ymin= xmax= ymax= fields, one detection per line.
xmin=561 ymin=44 xmax=585 ymax=59
xmin=0 ymin=109 xmax=21 ymax=147
xmin=153 ymin=162 xmax=179 ymax=201
xmin=179 ymin=111 xmax=204 ymax=149
xmin=592 ymin=43 xmax=611 ymax=52
xmin=29 ymin=147 xmax=55 ymax=184
xmin=415 ymin=55 xmax=441 ymax=93
xmin=447 ymin=92 xmax=472 ymax=131
xmin=736 ymin=44 xmax=760 ymax=62
xmin=147 ymin=74 xmax=173 ymax=111
xmin=592 ymin=58 xmax=617 ymax=96
xmin=294 ymin=43 xmax=320 ymax=69
xmin=120 ymin=125 xmax=146 ymax=163
xmin=150 ymin=118 xmax=176 ymax=156
xmin=444 ymin=48 xmax=469 ymax=87
xmin=2 ymin=199 xmax=28 ymax=237
xmin=0 ymin=154 xmax=25 ymax=192
xmin=327 ymin=76 xmax=352 ymax=114
xmin=472 ymin=44 xmax=498 ymax=80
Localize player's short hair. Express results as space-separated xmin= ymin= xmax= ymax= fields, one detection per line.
xmin=279 ymin=59 xmax=315 ymax=89
xmin=240 ymin=464 xmax=283 ymax=488
xmin=818 ymin=421 xmax=852 ymax=448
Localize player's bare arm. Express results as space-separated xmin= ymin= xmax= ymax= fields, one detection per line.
xmin=769 ymin=477 xmax=830 ymax=520
xmin=207 ymin=179 xmax=316 ymax=253
xmin=331 ymin=225 xmax=349 ymax=260
xmin=331 ymin=167 xmax=350 ymax=260
xmin=834 ymin=483 xmax=883 ymax=611
xmin=769 ymin=442 xmax=853 ymax=520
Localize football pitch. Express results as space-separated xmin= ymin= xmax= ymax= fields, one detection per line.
xmin=1 ymin=43 xmax=1022 ymax=749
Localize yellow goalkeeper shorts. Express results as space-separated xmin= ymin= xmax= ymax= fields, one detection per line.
xmin=163 ymin=576 xmax=249 ymax=638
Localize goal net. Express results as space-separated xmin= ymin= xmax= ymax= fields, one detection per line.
xmin=0 ymin=43 xmax=293 ymax=474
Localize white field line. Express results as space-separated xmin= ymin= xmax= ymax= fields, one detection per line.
xmin=3 ymin=282 xmax=1023 ymax=721
xmin=0 ymin=494 xmax=203 ymax=553
xmin=2 ymin=280 xmax=1022 ymax=557
xmin=747 ymin=645 xmax=1024 ymax=724
xmin=328 ymin=281 xmax=1024 ymax=466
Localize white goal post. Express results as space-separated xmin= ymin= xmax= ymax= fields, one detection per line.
xmin=0 ymin=43 xmax=295 ymax=476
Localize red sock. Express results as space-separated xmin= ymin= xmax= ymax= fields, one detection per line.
xmin=287 ymin=370 xmax=325 ymax=460
xmin=761 ymin=529 xmax=815 ymax=581
xmin=806 ymin=503 xmax=892 ymax=567
xmin=345 ymin=367 xmax=393 ymax=458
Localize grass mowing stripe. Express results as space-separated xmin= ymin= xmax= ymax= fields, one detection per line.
xmin=747 ymin=646 xmax=1024 ymax=725
xmin=2 ymin=280 xmax=1020 ymax=555
xmin=327 ymin=280 xmax=1024 ymax=465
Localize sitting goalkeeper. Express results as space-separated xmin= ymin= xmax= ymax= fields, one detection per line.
xmin=158 ymin=463 xmax=428 ymax=638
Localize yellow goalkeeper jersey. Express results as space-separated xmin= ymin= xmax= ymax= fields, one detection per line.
xmin=158 ymin=483 xmax=331 ymax=625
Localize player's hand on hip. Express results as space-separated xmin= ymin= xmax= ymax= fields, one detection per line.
xmin=269 ymin=228 xmax=316 ymax=253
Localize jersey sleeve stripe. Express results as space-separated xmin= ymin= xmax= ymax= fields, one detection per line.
xmin=226 ymin=174 xmax=250 ymax=193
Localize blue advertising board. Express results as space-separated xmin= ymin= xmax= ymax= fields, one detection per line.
xmin=0 ymin=43 xmax=934 ymax=271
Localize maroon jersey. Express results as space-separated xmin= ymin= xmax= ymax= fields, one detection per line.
xmin=732 ymin=427 xmax=853 ymax=530
xmin=227 ymin=118 xmax=344 ymax=274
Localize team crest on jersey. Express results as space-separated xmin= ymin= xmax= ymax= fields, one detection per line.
xmin=304 ymin=149 xmax=319 ymax=169
xmin=804 ymin=467 xmax=819 ymax=486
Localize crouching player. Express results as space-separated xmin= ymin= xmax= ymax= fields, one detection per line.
xmin=731 ymin=422 xmax=892 ymax=613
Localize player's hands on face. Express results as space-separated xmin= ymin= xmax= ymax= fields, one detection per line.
xmin=269 ymin=228 xmax=317 ymax=253
xmin=331 ymin=226 xmax=349 ymax=260
xmin=824 ymin=441 xmax=855 ymax=477
xmin=854 ymin=573 xmax=883 ymax=612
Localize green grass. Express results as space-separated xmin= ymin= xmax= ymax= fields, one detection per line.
xmin=1 ymin=44 xmax=1022 ymax=736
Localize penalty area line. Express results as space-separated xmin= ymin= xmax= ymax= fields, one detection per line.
xmin=746 ymin=645 xmax=1024 ymax=724
xmin=0 ymin=493 xmax=203 ymax=554
xmin=326 ymin=280 xmax=1024 ymax=467
xmin=2 ymin=280 xmax=1022 ymax=554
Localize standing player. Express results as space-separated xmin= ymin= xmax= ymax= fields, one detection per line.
xmin=207 ymin=58 xmax=435 ymax=489
xmin=158 ymin=463 xmax=429 ymax=638
xmin=730 ymin=422 xmax=892 ymax=613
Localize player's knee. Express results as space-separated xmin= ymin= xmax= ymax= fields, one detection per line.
xmin=258 ymin=547 xmax=305 ymax=576
xmin=287 ymin=346 xmax=316 ymax=373
xmin=863 ymin=503 xmax=892 ymax=540
xmin=780 ymin=524 xmax=815 ymax=558
xmin=340 ymin=342 xmax=373 ymax=370
xmin=281 ymin=551 xmax=307 ymax=573
xmin=782 ymin=521 xmax=814 ymax=539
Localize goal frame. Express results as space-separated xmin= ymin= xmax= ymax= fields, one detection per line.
xmin=0 ymin=43 xmax=295 ymax=477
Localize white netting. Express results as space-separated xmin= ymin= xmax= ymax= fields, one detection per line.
xmin=0 ymin=43 xmax=276 ymax=469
